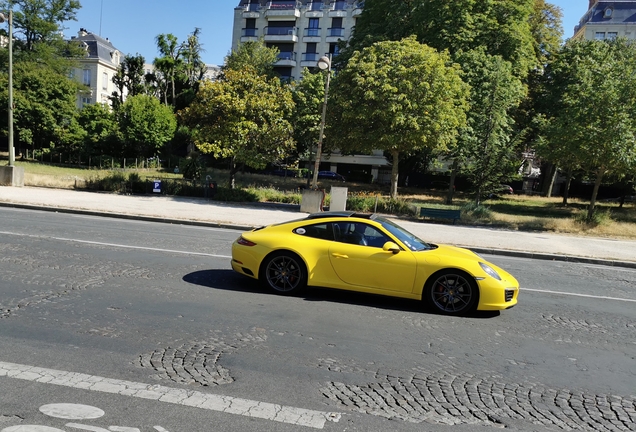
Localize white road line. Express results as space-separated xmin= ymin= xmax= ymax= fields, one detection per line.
xmin=0 ymin=231 xmax=231 ymax=259
xmin=522 ymin=288 xmax=636 ymax=302
xmin=0 ymin=361 xmax=341 ymax=429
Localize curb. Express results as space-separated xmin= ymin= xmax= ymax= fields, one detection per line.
xmin=2 ymin=201 xmax=635 ymax=269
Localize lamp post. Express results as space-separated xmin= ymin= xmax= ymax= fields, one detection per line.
xmin=0 ymin=10 xmax=14 ymax=168
xmin=310 ymin=55 xmax=331 ymax=189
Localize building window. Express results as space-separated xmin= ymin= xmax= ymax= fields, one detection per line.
xmin=329 ymin=17 xmax=344 ymax=37
xmin=303 ymin=42 xmax=318 ymax=61
xmin=306 ymin=18 xmax=320 ymax=37
xmin=83 ymin=69 xmax=91 ymax=86
xmin=333 ymin=0 xmax=346 ymax=10
xmin=102 ymin=72 xmax=108 ymax=90
xmin=329 ymin=42 xmax=340 ymax=56
xmin=243 ymin=18 xmax=258 ymax=37
xmin=595 ymin=32 xmax=606 ymax=40
xmin=81 ymin=97 xmax=92 ymax=108
xmin=607 ymin=32 xmax=618 ymax=40
xmin=309 ymin=1 xmax=322 ymax=11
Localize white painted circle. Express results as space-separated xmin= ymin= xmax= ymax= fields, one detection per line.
xmin=39 ymin=403 xmax=105 ymax=420
xmin=2 ymin=427 xmax=66 ymax=432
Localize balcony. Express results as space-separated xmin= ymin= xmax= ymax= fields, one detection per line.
xmin=327 ymin=27 xmax=345 ymax=42
xmin=264 ymin=26 xmax=298 ymax=42
xmin=240 ymin=2 xmax=261 ymax=18
xmin=300 ymin=52 xmax=320 ymax=67
xmin=305 ymin=1 xmax=324 ymax=17
xmin=241 ymin=28 xmax=259 ymax=42
xmin=276 ymin=51 xmax=297 ymax=66
xmin=329 ymin=0 xmax=348 ymax=17
xmin=265 ymin=0 xmax=300 ymax=18
xmin=353 ymin=1 xmax=364 ymax=16
xmin=303 ymin=27 xmax=321 ymax=41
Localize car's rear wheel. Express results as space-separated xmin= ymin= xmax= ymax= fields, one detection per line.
xmin=260 ymin=251 xmax=307 ymax=295
xmin=425 ymin=270 xmax=478 ymax=315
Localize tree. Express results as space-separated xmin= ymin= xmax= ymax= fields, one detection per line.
xmin=77 ymin=103 xmax=121 ymax=157
xmin=539 ymin=38 xmax=636 ymax=220
xmin=452 ymin=49 xmax=525 ymax=205
xmin=0 ymin=61 xmax=78 ymax=151
xmin=223 ymin=39 xmax=279 ymax=79
xmin=329 ymin=37 xmax=469 ymax=198
xmin=344 ymin=0 xmax=536 ymax=79
xmin=1 ymin=0 xmax=81 ymax=51
xmin=180 ymin=67 xmax=295 ymax=189
xmin=110 ymin=54 xmax=147 ymax=110
xmin=290 ymin=68 xmax=327 ymax=163
xmin=118 ymin=95 xmax=177 ymax=158
xmin=151 ymin=29 xmax=207 ymax=109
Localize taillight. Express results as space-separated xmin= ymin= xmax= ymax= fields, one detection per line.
xmin=237 ymin=236 xmax=257 ymax=246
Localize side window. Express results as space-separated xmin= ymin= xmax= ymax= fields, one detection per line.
xmin=334 ymin=222 xmax=390 ymax=247
xmin=294 ymin=223 xmax=335 ymax=241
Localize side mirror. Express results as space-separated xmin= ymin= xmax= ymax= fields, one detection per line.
xmin=382 ymin=241 xmax=400 ymax=255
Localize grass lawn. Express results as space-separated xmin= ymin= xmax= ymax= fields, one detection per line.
xmin=3 ymin=158 xmax=636 ymax=239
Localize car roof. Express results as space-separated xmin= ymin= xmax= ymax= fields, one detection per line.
xmin=306 ymin=211 xmax=377 ymax=220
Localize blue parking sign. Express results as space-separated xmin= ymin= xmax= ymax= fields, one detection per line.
xmin=153 ymin=180 xmax=162 ymax=193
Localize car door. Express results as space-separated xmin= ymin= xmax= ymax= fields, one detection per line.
xmin=328 ymin=222 xmax=417 ymax=293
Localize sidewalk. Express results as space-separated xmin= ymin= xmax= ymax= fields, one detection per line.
xmin=1 ymin=186 xmax=635 ymax=268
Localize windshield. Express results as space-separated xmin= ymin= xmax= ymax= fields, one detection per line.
xmin=377 ymin=217 xmax=434 ymax=252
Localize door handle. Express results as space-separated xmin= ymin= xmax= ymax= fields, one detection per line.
xmin=331 ymin=253 xmax=349 ymax=259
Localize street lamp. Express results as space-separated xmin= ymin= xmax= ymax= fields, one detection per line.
xmin=310 ymin=55 xmax=331 ymax=189
xmin=0 ymin=9 xmax=14 ymax=168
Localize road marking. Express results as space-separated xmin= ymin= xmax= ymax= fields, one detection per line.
xmin=2 ymin=428 xmax=65 ymax=432
xmin=522 ymin=288 xmax=636 ymax=302
xmin=39 ymin=404 xmax=104 ymax=420
xmin=0 ymin=361 xmax=341 ymax=429
xmin=0 ymin=231 xmax=231 ymax=259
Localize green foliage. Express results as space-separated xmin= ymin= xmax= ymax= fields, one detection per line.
xmin=118 ymin=94 xmax=177 ymax=158
xmin=179 ymin=153 xmax=205 ymax=180
xmin=151 ymin=29 xmax=206 ymax=109
xmin=223 ymin=39 xmax=279 ymax=79
xmin=460 ymin=201 xmax=493 ymax=222
xmin=346 ymin=194 xmax=415 ymax=216
xmin=180 ymin=68 xmax=295 ymax=188
xmin=110 ymin=54 xmax=147 ymax=109
xmin=212 ymin=187 xmax=259 ymax=202
xmin=291 ymin=68 xmax=327 ymax=160
xmin=244 ymin=186 xmax=302 ymax=204
xmin=574 ymin=207 xmax=612 ymax=227
xmin=2 ymin=0 xmax=81 ymax=51
xmin=539 ymin=38 xmax=636 ymax=219
xmin=452 ymin=48 xmax=526 ymax=204
xmin=329 ymin=37 xmax=469 ymax=198
xmin=0 ymin=61 xmax=78 ymax=149
xmin=77 ymin=103 xmax=122 ymax=156
xmin=345 ymin=0 xmax=537 ymax=79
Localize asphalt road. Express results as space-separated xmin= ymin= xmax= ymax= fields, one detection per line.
xmin=0 ymin=207 xmax=634 ymax=432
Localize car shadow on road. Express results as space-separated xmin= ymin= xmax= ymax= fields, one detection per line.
xmin=183 ymin=269 xmax=500 ymax=319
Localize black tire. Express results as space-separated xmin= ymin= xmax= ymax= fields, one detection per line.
xmin=424 ymin=270 xmax=478 ymax=316
xmin=260 ymin=251 xmax=307 ymax=295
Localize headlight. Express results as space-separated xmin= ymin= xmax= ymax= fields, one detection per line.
xmin=479 ymin=262 xmax=501 ymax=281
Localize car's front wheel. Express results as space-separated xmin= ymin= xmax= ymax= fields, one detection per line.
xmin=425 ymin=270 xmax=478 ymax=315
xmin=260 ymin=251 xmax=307 ymax=295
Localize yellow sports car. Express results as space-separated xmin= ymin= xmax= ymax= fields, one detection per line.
xmin=231 ymin=212 xmax=519 ymax=315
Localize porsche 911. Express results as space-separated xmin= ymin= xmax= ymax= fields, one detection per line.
xmin=231 ymin=212 xmax=519 ymax=315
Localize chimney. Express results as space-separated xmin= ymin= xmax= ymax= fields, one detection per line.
xmin=78 ymin=28 xmax=88 ymax=37
xmin=588 ymin=0 xmax=598 ymax=10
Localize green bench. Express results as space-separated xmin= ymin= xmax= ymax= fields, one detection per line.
xmin=419 ymin=207 xmax=461 ymax=224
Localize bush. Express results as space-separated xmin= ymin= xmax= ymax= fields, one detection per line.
xmin=346 ymin=194 xmax=415 ymax=216
xmin=460 ymin=202 xmax=493 ymax=222
xmin=574 ymin=208 xmax=612 ymax=227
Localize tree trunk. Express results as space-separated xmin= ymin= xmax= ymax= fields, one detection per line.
xmin=446 ymin=160 xmax=457 ymax=205
xmin=390 ymin=149 xmax=400 ymax=199
xmin=546 ymin=165 xmax=558 ymax=198
xmin=587 ymin=171 xmax=604 ymax=220
xmin=541 ymin=163 xmax=554 ymax=197
xmin=229 ymin=160 xmax=238 ymax=190
xmin=562 ymin=168 xmax=573 ymax=206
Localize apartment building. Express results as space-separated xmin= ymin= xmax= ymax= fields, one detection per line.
xmin=573 ymin=0 xmax=636 ymax=40
xmin=69 ymin=29 xmax=122 ymax=108
xmin=232 ymin=0 xmax=363 ymax=80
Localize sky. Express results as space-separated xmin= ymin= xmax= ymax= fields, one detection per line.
xmin=66 ymin=0 xmax=591 ymax=67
